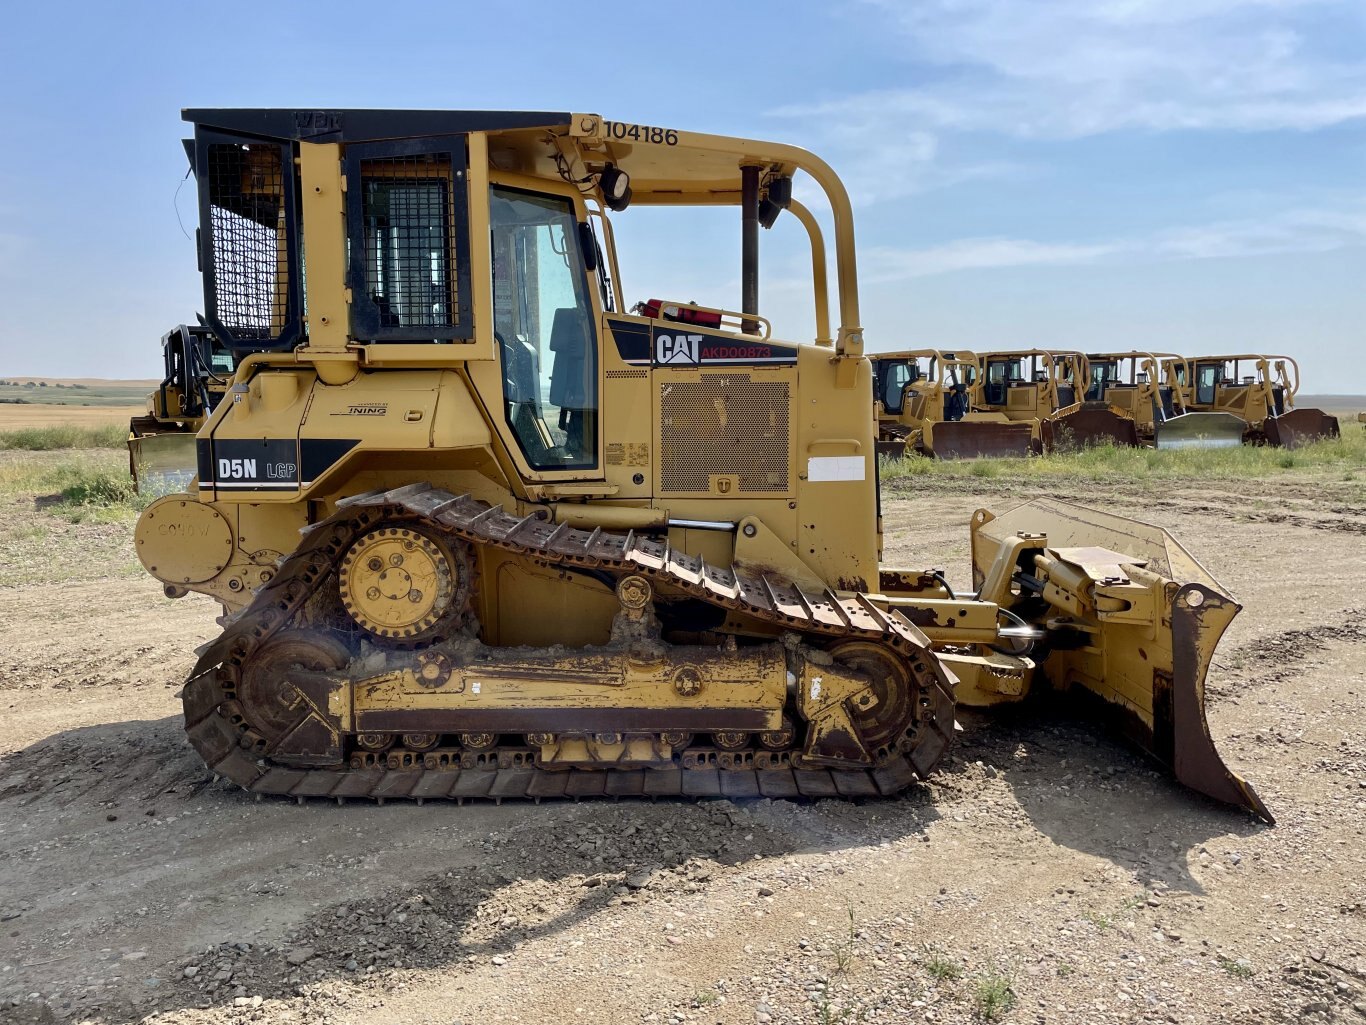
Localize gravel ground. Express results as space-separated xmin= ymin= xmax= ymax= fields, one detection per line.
xmin=2 ymin=459 xmax=1364 ymax=1025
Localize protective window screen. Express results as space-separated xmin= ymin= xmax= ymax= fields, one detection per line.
xmin=490 ymin=187 xmax=598 ymax=470
xmin=360 ymin=156 xmax=453 ymax=329
xmin=206 ymin=143 xmax=291 ymax=342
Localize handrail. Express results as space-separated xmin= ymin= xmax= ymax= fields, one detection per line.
xmin=638 ymin=300 xmax=772 ymax=340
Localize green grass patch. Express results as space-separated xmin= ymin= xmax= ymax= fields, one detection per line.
xmin=1218 ymin=955 xmax=1254 ymax=979
xmin=973 ymin=973 xmax=1015 ymax=1020
xmin=923 ymin=950 xmax=962 ymax=982
xmin=0 ymin=424 xmax=127 ymax=450
xmin=882 ymin=423 xmax=1366 ymax=485
xmin=0 ymin=451 xmax=146 ymax=586
xmin=47 ymin=465 xmax=146 ymax=522
xmin=0 ymin=453 xmax=145 ymax=523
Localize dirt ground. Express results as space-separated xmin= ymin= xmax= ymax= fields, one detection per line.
xmin=2 ymin=455 xmax=1364 ymax=1025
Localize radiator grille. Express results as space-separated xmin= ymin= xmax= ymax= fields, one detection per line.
xmin=606 ymin=369 xmax=647 ymax=379
xmin=359 ymin=154 xmax=455 ymax=330
xmin=206 ymin=143 xmax=290 ymax=342
xmin=659 ymin=376 xmax=790 ymax=493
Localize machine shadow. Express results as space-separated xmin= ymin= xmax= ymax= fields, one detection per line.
xmin=0 ymin=713 xmax=941 ymax=1024
xmin=0 ymin=700 xmax=1267 ymax=1024
xmin=943 ymin=704 xmax=1268 ymax=895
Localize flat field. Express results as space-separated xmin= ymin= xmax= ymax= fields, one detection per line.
xmin=0 ymin=377 xmax=152 ymax=429
xmin=1 ymin=426 xmax=1364 ymax=1025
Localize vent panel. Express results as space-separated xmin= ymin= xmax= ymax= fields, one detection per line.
xmin=659 ymin=375 xmax=790 ymax=493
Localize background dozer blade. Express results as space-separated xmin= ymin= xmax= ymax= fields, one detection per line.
xmin=1153 ymin=411 xmax=1247 ymax=450
xmin=1041 ymin=403 xmax=1139 ymax=452
xmin=972 ymin=498 xmax=1273 ymax=823
xmin=926 ymin=420 xmax=1036 ymax=459
xmin=1263 ymin=408 xmax=1341 ymax=449
xmin=128 ymin=431 xmax=198 ymax=496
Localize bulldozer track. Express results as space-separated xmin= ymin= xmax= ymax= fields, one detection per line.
xmin=183 ymin=483 xmax=956 ymax=803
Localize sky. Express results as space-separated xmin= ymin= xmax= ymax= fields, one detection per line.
xmin=0 ymin=0 xmax=1363 ymax=392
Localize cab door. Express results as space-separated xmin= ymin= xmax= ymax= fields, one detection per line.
xmin=480 ymin=177 xmax=606 ymax=481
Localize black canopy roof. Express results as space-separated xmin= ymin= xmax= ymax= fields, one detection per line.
xmin=183 ymin=108 xmax=573 ymax=143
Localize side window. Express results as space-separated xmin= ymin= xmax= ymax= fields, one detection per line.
xmin=1196 ymin=364 xmax=1218 ymax=405
xmin=985 ymin=360 xmax=1012 ymax=405
xmin=883 ymin=363 xmax=912 ymax=413
xmin=1087 ymin=362 xmax=1114 ymax=401
xmin=490 ymin=187 xmax=598 ymax=470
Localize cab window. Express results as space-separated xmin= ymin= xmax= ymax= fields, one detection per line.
xmin=1087 ymin=362 xmax=1116 ymax=401
xmin=490 ymin=187 xmax=598 ymax=470
xmin=1195 ymin=363 xmax=1219 ymax=405
xmin=881 ymin=362 xmax=914 ymax=413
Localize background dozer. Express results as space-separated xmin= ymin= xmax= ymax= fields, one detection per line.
xmin=131 ymin=107 xmax=1268 ymax=821
xmin=871 ymin=349 xmax=1035 ymax=458
xmin=1086 ymin=350 xmax=1245 ymax=449
xmin=977 ymin=349 xmax=1139 ymax=452
xmin=1165 ymin=354 xmax=1340 ymax=449
xmin=127 ymin=325 xmax=235 ymax=493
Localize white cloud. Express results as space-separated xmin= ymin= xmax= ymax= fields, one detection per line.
xmin=860 ymin=202 xmax=1366 ymax=280
xmin=1152 ymin=206 xmax=1366 ymax=258
xmin=781 ymin=0 xmax=1366 ymax=137
xmin=862 ymin=237 xmax=1120 ymax=281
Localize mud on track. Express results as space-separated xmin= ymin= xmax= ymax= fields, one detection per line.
xmin=2 ymin=474 xmax=1365 ymax=1025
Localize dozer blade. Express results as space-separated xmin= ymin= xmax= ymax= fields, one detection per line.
xmin=1041 ymin=403 xmax=1139 ymax=452
xmin=1153 ymin=412 xmax=1246 ymax=450
xmin=926 ymin=420 xmax=1036 ymax=459
xmin=128 ymin=431 xmax=198 ymax=496
xmin=972 ymin=498 xmax=1273 ymax=823
xmin=1263 ymin=408 xmax=1341 ymax=449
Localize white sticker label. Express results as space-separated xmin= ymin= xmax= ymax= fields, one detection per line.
xmin=806 ymin=456 xmax=866 ymax=482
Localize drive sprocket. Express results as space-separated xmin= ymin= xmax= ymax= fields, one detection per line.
xmin=337 ymin=525 xmax=472 ymax=644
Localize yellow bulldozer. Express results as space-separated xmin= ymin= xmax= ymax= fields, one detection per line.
xmin=1085 ymin=350 xmax=1245 ymax=449
xmin=977 ymin=349 xmax=1140 ymax=452
xmin=1164 ymin=353 xmax=1340 ymax=449
xmin=127 ymin=325 xmax=236 ymax=493
xmin=130 ymin=107 xmax=1268 ymax=821
xmin=871 ymin=349 xmax=1036 ymax=458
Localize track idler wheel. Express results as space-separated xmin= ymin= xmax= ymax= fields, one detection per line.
xmin=232 ymin=630 xmax=352 ymax=763
xmin=338 ymin=525 xmax=472 ymax=645
xmin=828 ymin=640 xmax=917 ymax=754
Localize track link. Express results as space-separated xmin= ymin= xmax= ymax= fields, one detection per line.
xmin=183 ymin=484 xmax=956 ymax=803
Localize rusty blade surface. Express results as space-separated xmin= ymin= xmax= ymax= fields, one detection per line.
xmin=1169 ymin=584 xmax=1273 ymax=823
xmin=927 ymin=421 xmax=1036 ymax=459
xmin=1263 ymin=408 xmax=1341 ymax=449
xmin=1042 ymin=405 xmax=1139 ymax=452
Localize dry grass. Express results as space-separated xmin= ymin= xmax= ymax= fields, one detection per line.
xmin=0 ymin=450 xmax=146 ymax=587
xmin=0 ymin=424 xmax=128 ymax=450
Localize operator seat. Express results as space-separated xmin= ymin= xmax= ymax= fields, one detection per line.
xmin=548 ymin=307 xmax=595 ymax=459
